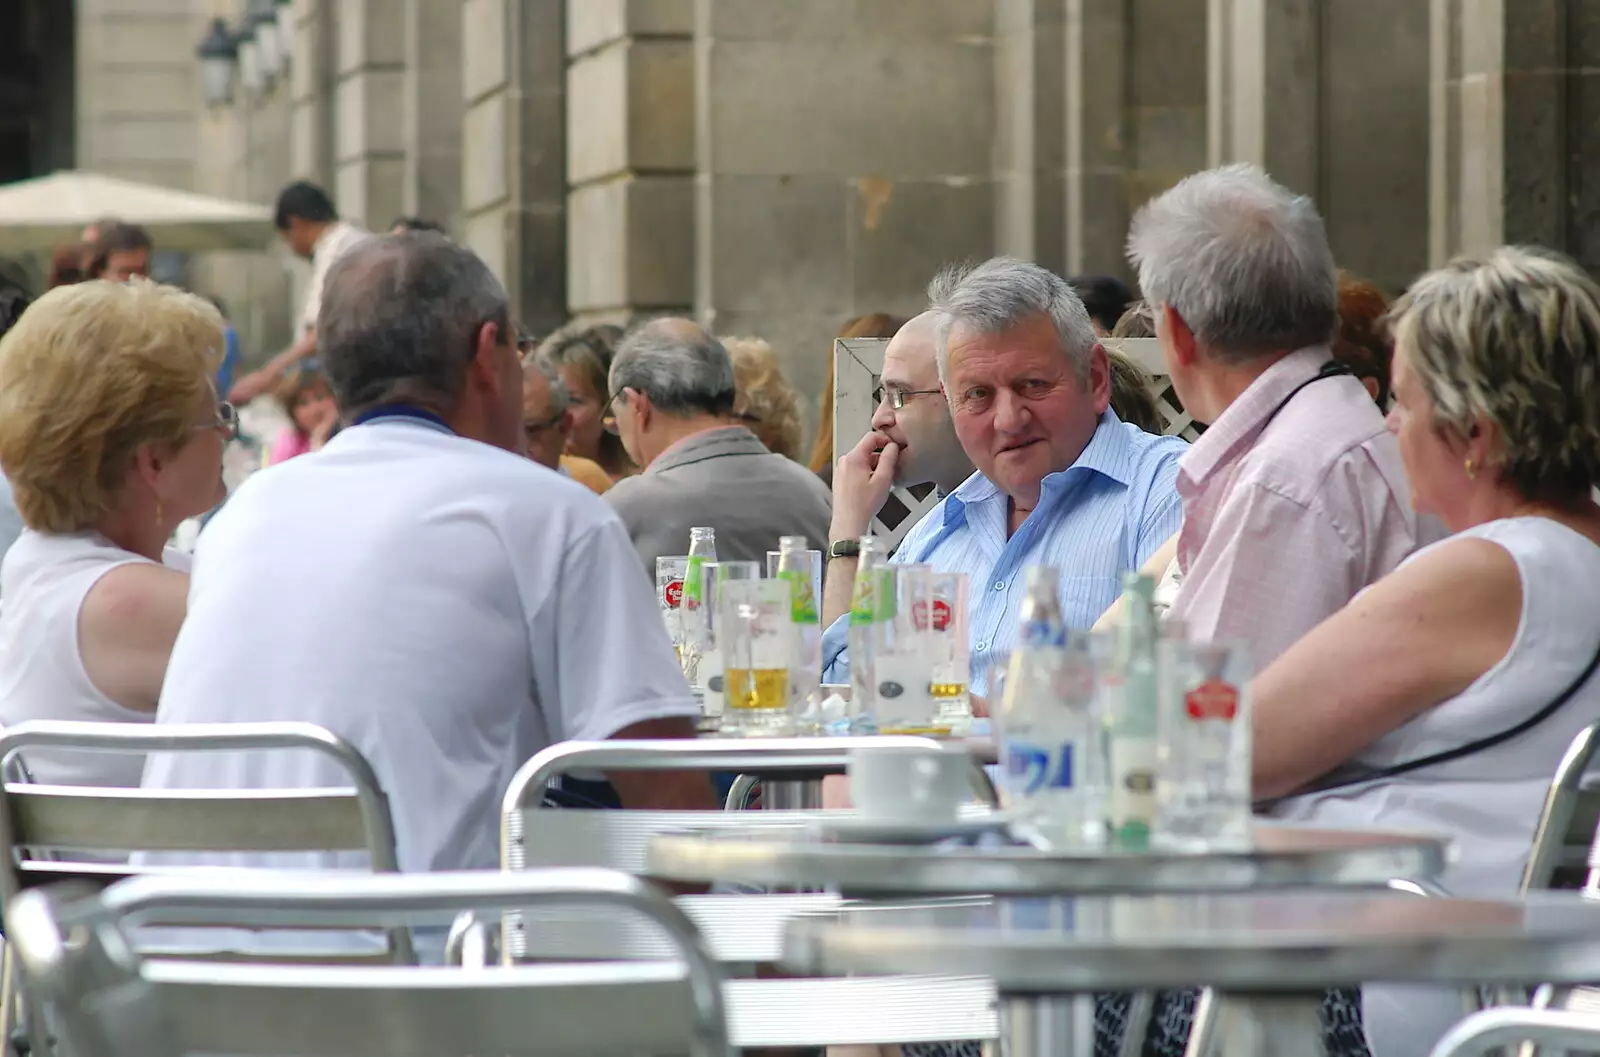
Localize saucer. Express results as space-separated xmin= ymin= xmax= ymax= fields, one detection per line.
xmin=806 ymin=812 xmax=1013 ymax=846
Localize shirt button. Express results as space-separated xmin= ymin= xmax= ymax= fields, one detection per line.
xmin=976 ymin=641 xmax=989 ymax=651
xmin=993 ymin=580 xmax=1006 ymax=591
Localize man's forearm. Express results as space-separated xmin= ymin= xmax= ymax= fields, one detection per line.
xmin=227 ymin=327 xmax=318 ymax=404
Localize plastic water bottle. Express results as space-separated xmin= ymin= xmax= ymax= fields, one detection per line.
xmin=998 ymin=566 xmax=1107 ymax=850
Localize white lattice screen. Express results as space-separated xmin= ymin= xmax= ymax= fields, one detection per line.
xmin=832 ymin=336 xmax=1197 ymax=550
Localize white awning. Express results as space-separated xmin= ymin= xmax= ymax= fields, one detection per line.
xmin=0 ymin=170 xmax=275 ymax=254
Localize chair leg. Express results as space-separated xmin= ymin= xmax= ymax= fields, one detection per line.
xmin=1182 ymin=988 xmax=1219 ymax=1057
xmin=1117 ymin=990 xmax=1154 ymax=1057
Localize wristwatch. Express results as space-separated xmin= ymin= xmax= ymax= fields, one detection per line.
xmin=827 ymin=539 xmax=862 ymax=561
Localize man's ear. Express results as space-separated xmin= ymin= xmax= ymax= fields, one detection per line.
xmin=1164 ymin=304 xmax=1201 ymax=369
xmin=465 ymin=320 xmax=504 ymax=393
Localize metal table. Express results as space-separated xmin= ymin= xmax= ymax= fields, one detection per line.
xmin=782 ymin=891 xmax=1600 ymax=1057
xmin=648 ymin=822 xmax=1451 ymax=896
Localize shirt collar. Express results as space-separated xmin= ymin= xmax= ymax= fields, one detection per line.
xmin=941 ymin=410 xmax=1138 ymax=525
xmin=646 ymin=424 xmax=770 ymax=475
xmin=1179 ymin=346 xmax=1331 ymax=486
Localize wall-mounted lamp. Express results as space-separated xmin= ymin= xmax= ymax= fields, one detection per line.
xmin=196 ymin=17 xmax=239 ymax=106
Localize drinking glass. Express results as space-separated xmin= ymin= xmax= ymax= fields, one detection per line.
xmin=687 ymin=560 xmax=762 ymax=725
xmin=717 ymin=578 xmax=795 ymax=736
xmin=655 ymin=556 xmax=689 ymax=663
xmin=926 ymin=572 xmax=972 ymax=732
xmin=1155 ymin=637 xmax=1252 ymax=850
xmin=854 ymin=563 xmax=942 ymax=735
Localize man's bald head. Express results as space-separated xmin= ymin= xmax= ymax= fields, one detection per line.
xmin=609 ymin=316 xmax=736 ymax=418
xmin=871 ymin=309 xmax=972 ymax=491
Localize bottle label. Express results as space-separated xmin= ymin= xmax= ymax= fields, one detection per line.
xmin=684 ymin=555 xmax=708 ymax=604
xmin=663 ymin=579 xmax=684 ymax=609
xmin=1185 ymin=678 xmax=1239 ymax=720
xmin=849 ymin=568 xmax=896 ymax=626
xmin=1109 ymin=736 xmax=1156 ymax=847
xmin=779 ymin=568 xmax=819 ymax=624
xmin=871 ymin=653 xmax=935 ymax=731
xmin=698 ymin=648 xmax=724 ymax=718
xmin=1004 ymin=740 xmax=1075 ymax=795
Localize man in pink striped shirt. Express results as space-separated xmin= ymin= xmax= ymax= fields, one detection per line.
xmin=1127 ymin=164 xmax=1426 ymax=667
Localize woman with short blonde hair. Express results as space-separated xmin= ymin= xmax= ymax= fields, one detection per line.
xmin=1256 ymin=247 xmax=1600 ymax=1057
xmin=722 ymin=336 xmax=805 ymax=461
xmin=0 ymin=279 xmax=232 ymax=786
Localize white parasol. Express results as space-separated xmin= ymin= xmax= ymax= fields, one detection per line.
xmin=0 ymin=170 xmax=276 ymax=254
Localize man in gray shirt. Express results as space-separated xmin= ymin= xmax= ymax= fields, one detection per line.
xmin=604 ymin=318 xmax=832 ymax=574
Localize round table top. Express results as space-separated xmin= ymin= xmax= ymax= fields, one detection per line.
xmin=647 ymin=822 xmax=1451 ymax=896
xmin=781 ymin=891 xmax=1600 ymax=992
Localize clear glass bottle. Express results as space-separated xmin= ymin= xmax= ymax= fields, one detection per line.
xmin=998 ymin=567 xmax=1107 ymax=850
xmin=845 ymin=537 xmax=890 ymax=734
xmin=775 ymin=535 xmax=822 ymax=732
xmin=1107 ymin=572 xmax=1159 ymax=849
xmin=680 ymin=527 xmax=718 ymax=696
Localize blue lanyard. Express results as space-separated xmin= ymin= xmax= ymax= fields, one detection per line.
xmin=349 ymin=404 xmax=455 ymax=435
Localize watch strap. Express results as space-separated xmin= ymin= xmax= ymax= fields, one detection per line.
xmin=827 ymin=539 xmax=862 ymax=560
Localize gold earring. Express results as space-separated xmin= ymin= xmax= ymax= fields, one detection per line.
xmin=154 ymin=497 xmax=164 ymax=527
xmin=1464 ymin=458 xmax=1477 ymax=479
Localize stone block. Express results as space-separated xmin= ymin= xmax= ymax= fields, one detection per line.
xmin=1566 ymin=71 xmax=1600 ymax=272
xmin=290 ymin=99 xmax=325 ymax=177
xmin=1129 ymin=0 xmax=1207 ymax=106
xmin=77 ymin=68 xmax=196 ymax=118
xmin=1500 ymin=0 xmax=1563 ymax=72
xmin=291 ymin=14 xmax=323 ymax=102
xmin=1501 ymin=69 xmax=1566 ymax=247
xmin=462 ymin=207 xmax=510 ymax=286
xmin=567 ymin=0 xmax=693 ymax=56
xmin=338 ymin=0 xmax=407 ymax=74
xmin=335 ymin=155 xmax=406 ymax=230
xmin=699 ymin=0 xmax=854 ymax=40
xmin=702 ymin=175 xmax=850 ymax=312
xmin=1129 ymin=104 xmax=1206 ymax=175
xmin=702 ymin=38 xmax=993 ymax=177
xmin=79 ymin=14 xmax=196 ymax=65
xmin=334 ymin=69 xmax=406 ymax=159
xmin=462 ymin=0 xmax=510 ymax=102
xmin=568 ymin=40 xmax=694 ymax=183
xmin=462 ymin=93 xmax=510 ymax=210
xmin=852 ymin=0 xmax=995 ymax=39
xmin=1067 ymin=169 xmax=1131 ymax=276
xmin=514 ymin=82 xmax=567 ymax=201
xmin=568 ymin=175 xmax=694 ymax=310
xmin=848 ymin=177 xmax=995 ymax=308
xmin=82 ymin=116 xmax=198 ymax=164
xmin=512 ymin=206 xmax=569 ymax=335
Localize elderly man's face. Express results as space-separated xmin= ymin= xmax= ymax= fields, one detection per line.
xmin=520 ymin=368 xmax=569 ymax=471
xmin=943 ymin=313 xmax=1110 ymax=507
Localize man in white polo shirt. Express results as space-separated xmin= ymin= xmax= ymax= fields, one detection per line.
xmin=147 ymin=232 xmax=711 ymax=877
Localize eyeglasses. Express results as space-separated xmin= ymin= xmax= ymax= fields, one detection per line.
xmin=197 ymin=401 xmax=240 ymax=440
xmin=601 ymin=390 xmax=624 ymax=435
xmin=523 ymin=410 xmax=565 ymax=439
xmin=872 ymin=384 xmax=943 ymax=410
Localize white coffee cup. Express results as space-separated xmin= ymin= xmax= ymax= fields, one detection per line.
xmin=848 ymin=744 xmax=971 ymax=824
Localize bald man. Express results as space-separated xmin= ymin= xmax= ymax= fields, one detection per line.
xmin=820 ymin=311 xmax=974 ymax=624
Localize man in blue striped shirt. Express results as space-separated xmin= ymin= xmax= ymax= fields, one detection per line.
xmin=820 ymin=257 xmax=1186 ymax=695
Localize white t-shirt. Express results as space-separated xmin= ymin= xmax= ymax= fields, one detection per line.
xmin=301 ymin=221 xmax=370 ymax=334
xmin=145 ymin=417 xmax=700 ymax=875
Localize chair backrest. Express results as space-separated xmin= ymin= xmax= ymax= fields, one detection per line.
xmin=5 ymin=869 xmax=732 ymax=1057
xmin=0 ymin=720 xmax=408 ymax=958
xmin=1519 ymin=721 xmax=1600 ymax=893
xmin=833 ymin=336 xmax=1199 ymax=548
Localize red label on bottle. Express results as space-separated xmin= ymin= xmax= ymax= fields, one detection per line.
xmin=664 ymin=580 xmax=684 ymax=608
xmin=931 ymin=598 xmax=952 ymax=631
xmin=1186 ymin=678 xmax=1239 ymax=720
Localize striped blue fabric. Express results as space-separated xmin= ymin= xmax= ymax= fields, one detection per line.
xmin=821 ymin=412 xmax=1187 ymax=695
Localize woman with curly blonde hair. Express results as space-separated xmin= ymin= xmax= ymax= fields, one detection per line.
xmin=0 ymin=279 xmax=232 ymax=786
xmin=721 ymin=336 xmax=805 ymax=461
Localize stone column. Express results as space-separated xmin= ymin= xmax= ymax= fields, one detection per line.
xmin=1430 ymin=0 xmax=1598 ymax=271
xmin=1209 ymin=0 xmax=1429 ymax=292
xmin=402 ymin=0 xmax=464 ymax=229
xmin=332 ymin=0 xmax=406 ymax=230
xmin=461 ymin=0 xmax=567 ymax=336
xmin=566 ymin=0 xmax=695 ymax=327
xmin=994 ymin=0 xmax=1067 ymax=273
xmin=694 ymin=0 xmax=996 ymax=425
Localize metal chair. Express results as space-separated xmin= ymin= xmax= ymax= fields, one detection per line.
xmin=0 ymin=720 xmax=407 ymax=1057
xmin=4 ymin=869 xmax=732 ymax=1057
xmin=498 ymin=737 xmax=1000 ymax=1048
xmin=1521 ymin=722 xmax=1600 ymax=893
xmin=1429 ymin=1008 xmax=1600 ymax=1057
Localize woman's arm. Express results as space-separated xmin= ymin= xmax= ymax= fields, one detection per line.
xmin=1252 ymin=536 xmax=1523 ymax=799
xmin=77 ymin=563 xmax=190 ymax=713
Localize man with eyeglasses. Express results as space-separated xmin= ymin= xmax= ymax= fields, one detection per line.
xmin=819 ymin=311 xmax=974 ymax=624
xmin=519 ymin=349 xmax=612 ymax=494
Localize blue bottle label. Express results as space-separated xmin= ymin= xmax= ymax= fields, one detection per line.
xmin=1004 ymin=741 xmax=1074 ymax=795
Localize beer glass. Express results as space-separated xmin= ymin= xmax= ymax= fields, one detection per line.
xmin=853 ymin=564 xmax=941 ymax=735
xmin=717 ymin=578 xmax=795 ymax=736
xmin=926 ymin=572 xmax=972 ymax=732
xmin=655 ymin=556 xmax=689 ymax=665
xmin=689 ymin=560 xmax=761 ymax=724
xmin=1155 ymin=638 xmax=1252 ymax=850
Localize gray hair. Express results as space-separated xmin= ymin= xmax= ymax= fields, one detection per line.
xmin=523 ymin=353 xmax=573 ymax=416
xmin=1126 ymin=163 xmax=1337 ymax=362
xmin=927 ymin=257 xmax=1100 ymax=384
xmin=610 ymin=318 xmax=736 ymax=417
xmin=317 ymin=232 xmax=509 ymax=414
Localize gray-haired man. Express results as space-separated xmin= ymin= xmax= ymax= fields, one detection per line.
xmin=604 ymin=317 xmax=833 ymax=571
xmin=149 ymin=234 xmax=712 ymax=903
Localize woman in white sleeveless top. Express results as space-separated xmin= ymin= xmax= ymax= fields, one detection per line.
xmin=1251 ymin=246 xmax=1600 ymax=1057
xmin=0 ymin=279 xmax=232 ymax=786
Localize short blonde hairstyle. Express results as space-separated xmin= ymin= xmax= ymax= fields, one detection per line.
xmin=722 ymin=336 xmax=804 ymax=461
xmin=1388 ymin=246 xmax=1600 ymax=503
xmin=0 ymin=279 xmax=224 ymax=532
